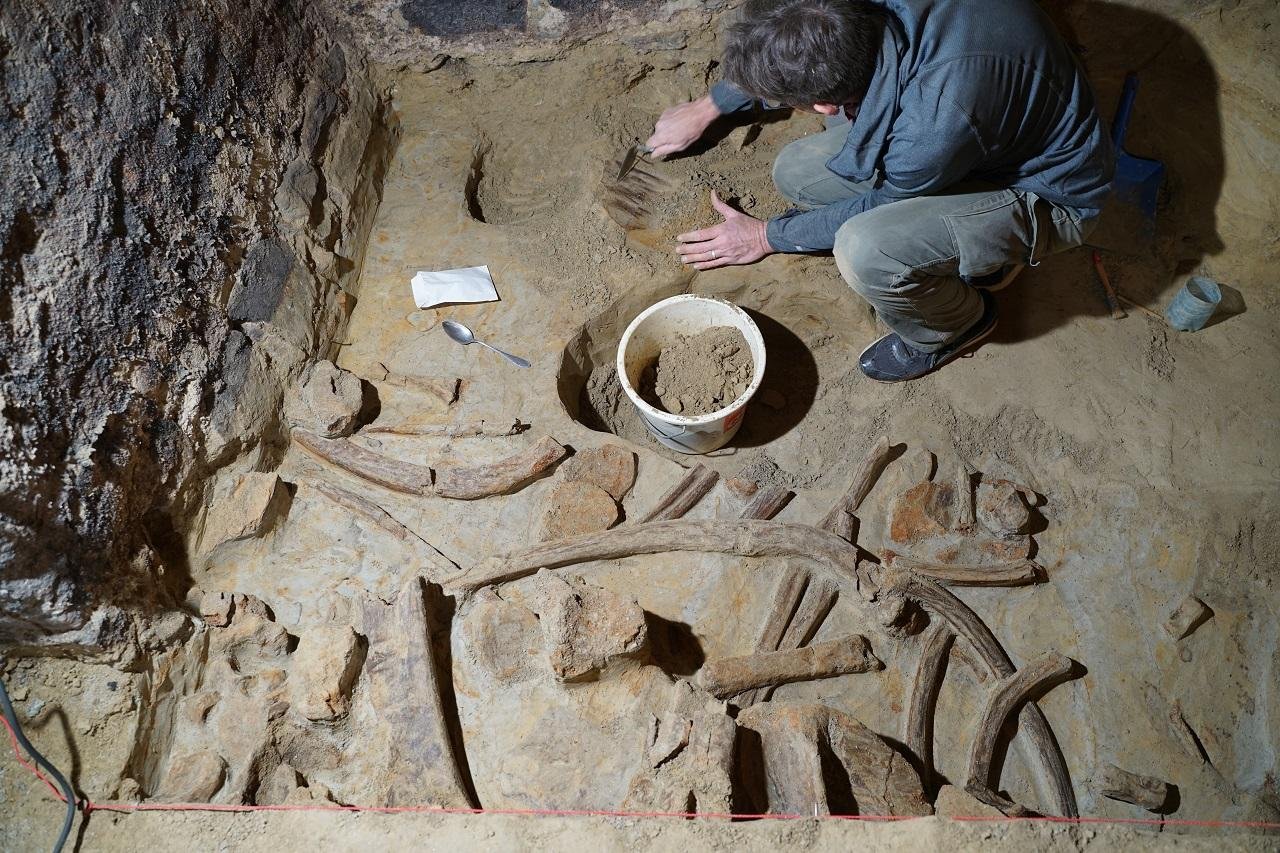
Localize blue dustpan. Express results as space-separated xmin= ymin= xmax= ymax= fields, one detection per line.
xmin=1110 ymin=72 xmax=1165 ymax=235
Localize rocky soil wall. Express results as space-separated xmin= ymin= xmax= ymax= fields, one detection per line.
xmin=0 ymin=0 xmax=395 ymax=642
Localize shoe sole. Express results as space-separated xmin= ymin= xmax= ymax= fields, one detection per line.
xmin=858 ymin=316 xmax=999 ymax=383
xmin=970 ymin=263 xmax=1025 ymax=293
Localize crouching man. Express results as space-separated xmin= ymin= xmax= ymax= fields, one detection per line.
xmin=647 ymin=0 xmax=1113 ymax=382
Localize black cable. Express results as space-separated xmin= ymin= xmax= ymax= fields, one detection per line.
xmin=0 ymin=671 xmax=78 ymax=853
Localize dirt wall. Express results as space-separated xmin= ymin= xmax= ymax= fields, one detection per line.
xmin=0 ymin=0 xmax=395 ymax=643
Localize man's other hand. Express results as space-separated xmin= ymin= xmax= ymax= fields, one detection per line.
xmin=646 ymin=96 xmax=720 ymax=159
xmin=677 ymin=192 xmax=774 ymax=270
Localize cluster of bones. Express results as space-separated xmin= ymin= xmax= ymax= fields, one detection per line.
xmin=162 ymin=361 xmax=1170 ymax=816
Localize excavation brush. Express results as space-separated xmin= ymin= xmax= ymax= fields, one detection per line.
xmin=603 ymin=143 xmax=675 ymax=231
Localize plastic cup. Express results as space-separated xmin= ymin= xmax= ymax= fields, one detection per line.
xmin=617 ymin=295 xmax=766 ymax=455
xmin=1164 ymin=276 xmax=1222 ymax=331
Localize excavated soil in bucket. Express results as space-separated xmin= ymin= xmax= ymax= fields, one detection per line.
xmin=638 ymin=325 xmax=753 ymax=416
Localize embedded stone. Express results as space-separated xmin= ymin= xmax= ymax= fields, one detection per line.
xmin=539 ymin=480 xmax=620 ymax=541
xmin=1164 ymin=595 xmax=1213 ymax=641
xmin=184 ymin=690 xmax=221 ymax=725
xmin=203 ymin=472 xmax=291 ymax=549
xmin=934 ymin=784 xmax=1004 ymax=818
xmin=559 ymin=444 xmax=637 ymax=501
xmin=290 ymin=625 xmax=365 ymax=721
xmin=889 ymin=481 xmax=956 ymax=543
xmin=736 ymin=703 xmax=930 ymax=817
xmin=977 ymin=480 xmax=1031 ymax=536
xmin=154 ymin=751 xmax=228 ymax=803
xmin=286 ymin=359 xmax=364 ymax=438
xmin=200 ymin=591 xmax=235 ymax=627
xmin=457 ymin=588 xmax=541 ymax=684
xmin=528 ymin=571 xmax=649 ymax=682
xmin=255 ymin=763 xmax=305 ymax=806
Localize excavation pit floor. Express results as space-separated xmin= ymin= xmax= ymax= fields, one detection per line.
xmin=4 ymin=22 xmax=1278 ymax=842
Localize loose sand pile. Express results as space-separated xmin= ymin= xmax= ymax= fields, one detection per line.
xmin=639 ymin=325 xmax=753 ymax=416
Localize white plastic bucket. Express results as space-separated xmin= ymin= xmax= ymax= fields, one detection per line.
xmin=616 ymin=295 xmax=766 ymax=455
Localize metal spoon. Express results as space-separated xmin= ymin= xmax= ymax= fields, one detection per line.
xmin=441 ymin=320 xmax=531 ymax=369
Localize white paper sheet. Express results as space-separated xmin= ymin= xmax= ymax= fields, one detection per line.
xmin=410 ymin=265 xmax=499 ymax=309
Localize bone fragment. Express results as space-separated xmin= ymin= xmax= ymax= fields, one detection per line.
xmin=740 ymin=484 xmax=793 ymax=520
xmin=777 ymin=579 xmax=838 ymax=652
xmin=831 ymin=509 xmax=857 ymax=543
xmin=1168 ymin=699 xmax=1211 ymax=764
xmin=904 ymin=623 xmax=954 ymax=796
xmin=364 ymin=419 xmax=526 ymax=438
xmin=1164 ymin=595 xmax=1212 ymax=641
xmin=1096 ymin=763 xmax=1171 ymax=812
xmin=886 ymin=568 xmax=1078 ymax=817
xmin=638 ymin=464 xmax=719 ymax=522
xmin=818 ymin=435 xmax=892 ymax=531
xmin=698 ymin=634 xmax=882 ymax=700
xmin=738 ymin=566 xmax=809 ymax=707
xmin=310 ymin=482 xmax=459 ymax=579
xmin=448 ymin=520 xmax=863 ymax=595
xmin=360 ymin=577 xmax=474 ymax=807
xmin=294 ymin=429 xmax=434 ymax=495
xmin=885 ymin=553 xmax=1043 ymax=587
xmin=370 ymin=362 xmax=460 ymax=404
xmin=965 ymin=651 xmax=1077 ymax=811
xmin=434 ymin=435 xmax=566 ymax=499
xmin=954 ymin=461 xmax=976 ymax=533
xmin=294 ymin=429 xmax=565 ymax=500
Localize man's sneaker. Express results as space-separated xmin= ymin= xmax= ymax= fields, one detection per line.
xmin=964 ymin=263 xmax=1025 ymax=292
xmin=858 ymin=292 xmax=999 ymax=383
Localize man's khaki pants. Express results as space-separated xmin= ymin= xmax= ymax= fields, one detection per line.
xmin=772 ymin=124 xmax=1095 ymax=352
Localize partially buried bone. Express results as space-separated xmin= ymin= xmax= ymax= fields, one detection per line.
xmin=637 ymin=464 xmax=719 ymax=522
xmin=293 ymin=429 xmax=566 ymax=499
xmin=818 ymin=435 xmax=893 ymax=531
xmin=965 ymin=650 xmax=1078 ymax=815
xmin=697 ymin=634 xmax=882 ymax=699
xmin=739 ymin=483 xmax=793 ymax=520
xmin=884 ymin=553 xmax=1043 ymax=587
xmin=904 ymin=623 xmax=955 ymax=797
xmin=310 ymin=481 xmax=459 ymax=580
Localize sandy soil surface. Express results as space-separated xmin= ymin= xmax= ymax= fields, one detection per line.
xmin=4 ymin=2 xmax=1279 ymax=847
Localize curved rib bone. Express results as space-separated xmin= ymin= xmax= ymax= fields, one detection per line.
xmin=435 ymin=435 xmax=567 ymax=499
xmin=885 ymin=568 xmax=1079 ymax=817
xmin=293 ymin=430 xmax=565 ymax=500
xmin=447 ymin=519 xmax=865 ymax=595
xmin=904 ymin=623 xmax=954 ymax=796
xmin=966 ymin=651 xmax=1077 ymax=812
xmin=295 ymin=429 xmax=434 ymax=495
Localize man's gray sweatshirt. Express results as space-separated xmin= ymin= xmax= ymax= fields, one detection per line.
xmin=710 ymin=0 xmax=1115 ymax=252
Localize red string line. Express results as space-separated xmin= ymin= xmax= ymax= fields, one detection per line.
xmin=5 ymin=716 xmax=1279 ymax=830
xmin=1 ymin=714 xmax=67 ymax=803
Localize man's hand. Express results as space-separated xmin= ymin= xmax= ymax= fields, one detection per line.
xmin=646 ymin=96 xmax=721 ymax=159
xmin=677 ymin=192 xmax=774 ymax=270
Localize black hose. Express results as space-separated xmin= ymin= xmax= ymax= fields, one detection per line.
xmin=0 ymin=671 xmax=78 ymax=853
